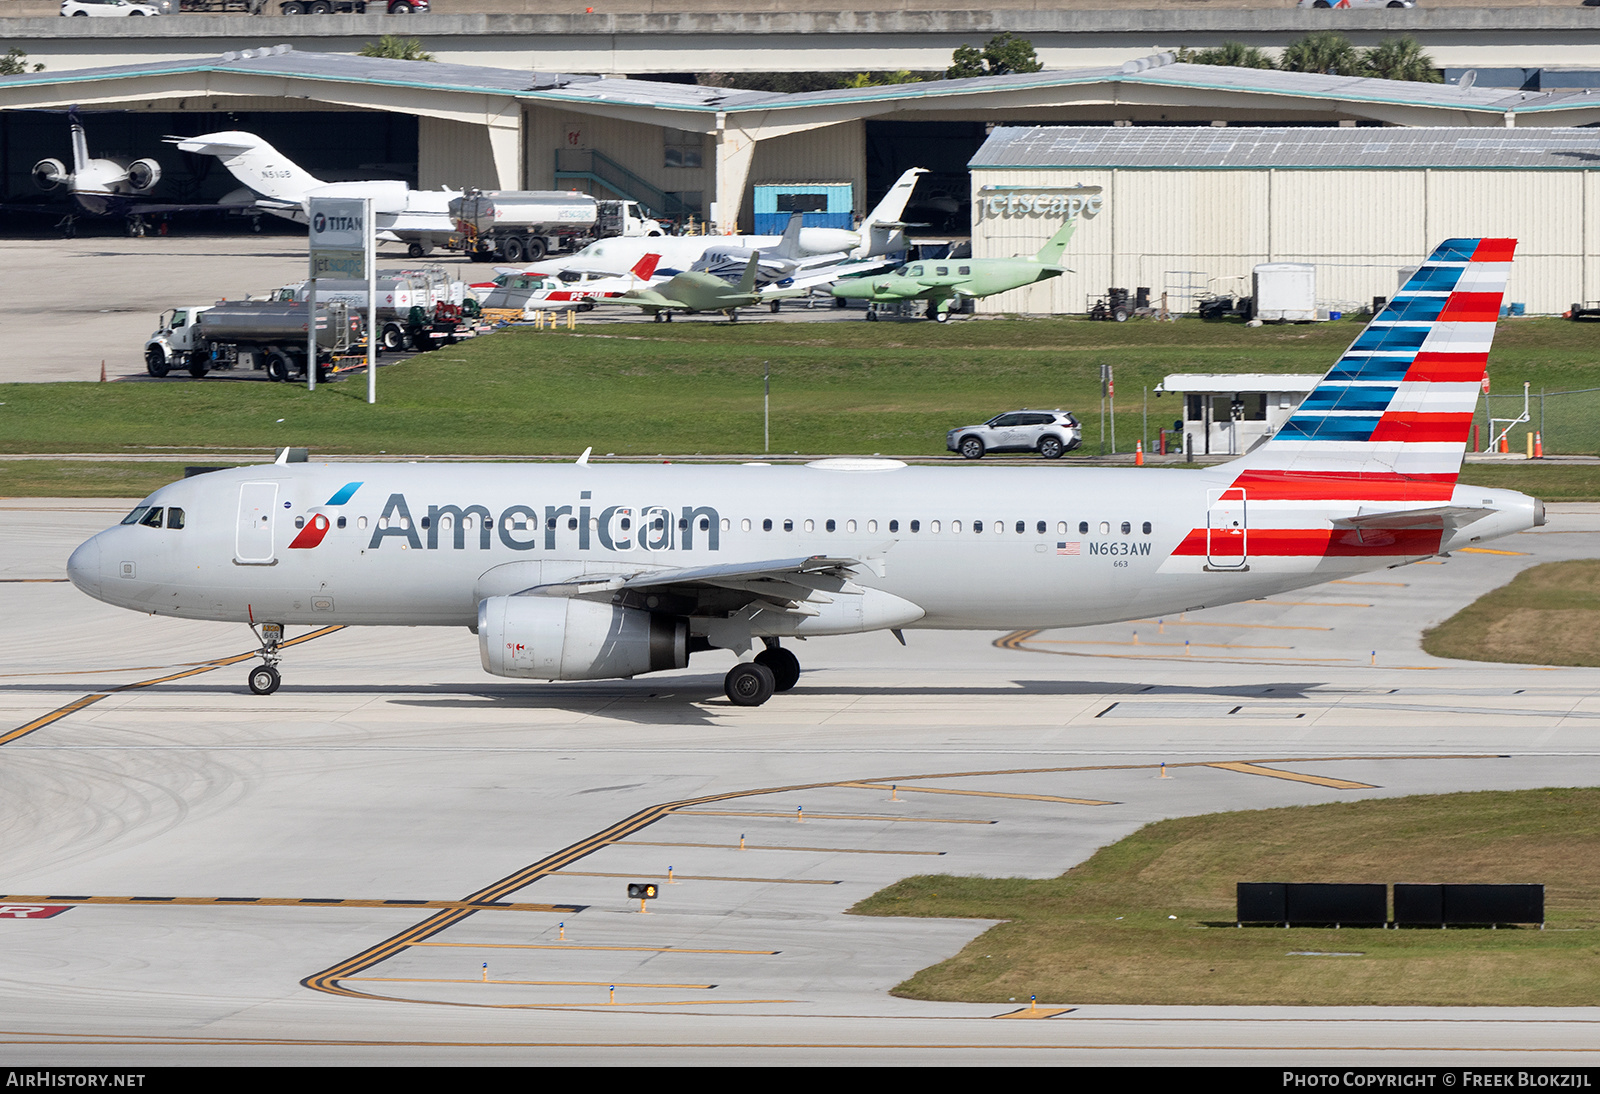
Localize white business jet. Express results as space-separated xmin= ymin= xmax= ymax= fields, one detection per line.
xmin=168 ymin=130 xmax=457 ymax=256
xmin=68 ymin=237 xmax=1542 ymax=706
xmin=528 ymin=168 xmax=928 ymax=281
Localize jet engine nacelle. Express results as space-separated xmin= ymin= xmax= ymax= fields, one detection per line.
xmin=797 ymin=226 xmax=861 ymax=254
xmin=32 ymin=158 xmax=68 ymax=191
xmin=126 ymin=158 xmax=162 ymax=192
xmin=478 ymin=595 xmax=687 ymax=681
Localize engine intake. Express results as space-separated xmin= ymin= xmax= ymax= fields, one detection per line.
xmin=478 ymin=595 xmax=687 ymax=681
xmin=127 ymin=158 xmax=162 ymax=192
xmin=32 ymin=158 xmax=67 ymax=191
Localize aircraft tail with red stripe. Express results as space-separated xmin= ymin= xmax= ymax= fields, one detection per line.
xmin=1234 ymin=237 xmax=1515 ymax=493
xmin=1165 ymin=238 xmax=1542 ymax=577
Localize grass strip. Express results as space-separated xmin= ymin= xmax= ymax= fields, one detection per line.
xmin=1423 ymin=560 xmax=1600 ymax=667
xmin=850 ymin=787 xmax=1600 ymax=1006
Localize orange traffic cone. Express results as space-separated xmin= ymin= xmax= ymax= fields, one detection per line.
xmin=1534 ymin=431 xmax=1544 ymax=459
xmin=1499 ymin=435 xmax=1509 ymax=454
xmin=1134 ymin=441 xmax=1145 ymax=467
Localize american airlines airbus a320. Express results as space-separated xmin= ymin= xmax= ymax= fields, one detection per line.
xmin=68 ymin=237 xmax=1542 ymax=706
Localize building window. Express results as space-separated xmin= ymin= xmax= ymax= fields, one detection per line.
xmin=664 ymin=129 xmax=703 ymax=169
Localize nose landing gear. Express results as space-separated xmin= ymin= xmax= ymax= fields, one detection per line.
xmin=247 ymin=621 xmax=283 ymax=695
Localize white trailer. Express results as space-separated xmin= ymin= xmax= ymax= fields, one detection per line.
xmin=450 ymin=189 xmax=664 ymax=263
xmin=1252 ymin=263 xmax=1317 ymax=322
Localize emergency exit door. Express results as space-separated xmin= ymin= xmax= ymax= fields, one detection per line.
xmin=235 ymin=482 xmax=278 ymax=564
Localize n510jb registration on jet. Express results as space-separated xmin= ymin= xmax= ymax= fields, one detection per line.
xmin=68 ymin=238 xmax=1542 ymax=706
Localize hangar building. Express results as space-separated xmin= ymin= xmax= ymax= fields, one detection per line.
xmin=969 ymin=125 xmax=1600 ymax=317
xmin=6 ymin=49 xmax=1600 ymax=240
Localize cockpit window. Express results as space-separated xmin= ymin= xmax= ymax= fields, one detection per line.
xmin=138 ymin=507 xmax=164 ymax=528
xmin=166 ymin=507 xmax=185 ymax=530
xmin=121 ymin=506 xmax=151 ymax=525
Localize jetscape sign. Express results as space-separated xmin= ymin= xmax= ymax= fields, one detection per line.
xmin=977 ymin=185 xmax=1103 ymax=221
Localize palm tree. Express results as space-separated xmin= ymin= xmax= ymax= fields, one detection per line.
xmin=1192 ymin=42 xmax=1276 ymax=70
xmin=1279 ymin=31 xmax=1363 ymax=77
xmin=1361 ymin=36 xmax=1443 ymax=83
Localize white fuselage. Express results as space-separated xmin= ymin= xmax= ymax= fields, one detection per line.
xmin=66 ymin=461 xmax=1540 ymax=635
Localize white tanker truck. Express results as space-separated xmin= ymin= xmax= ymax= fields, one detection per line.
xmin=449 ymin=189 xmax=664 ymax=263
xmin=144 ymin=301 xmax=362 ymax=382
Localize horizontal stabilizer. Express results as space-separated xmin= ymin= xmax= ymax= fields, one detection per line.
xmin=1331 ymin=505 xmax=1496 ymax=532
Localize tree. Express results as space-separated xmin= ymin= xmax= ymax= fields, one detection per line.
xmin=358 ymin=36 xmax=434 ymax=62
xmin=842 ymin=70 xmax=924 ymax=89
xmin=0 ymin=48 xmax=43 ymax=76
xmin=947 ymin=33 xmax=1044 ymax=79
xmin=1181 ymin=41 xmax=1276 ymax=70
xmin=1278 ymin=31 xmax=1363 ymax=77
xmin=1360 ymin=36 xmax=1442 ymax=83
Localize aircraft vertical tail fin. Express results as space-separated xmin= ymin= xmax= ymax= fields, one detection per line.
xmin=1233 ymin=237 xmax=1516 ymax=490
xmin=856 ymin=167 xmax=926 ymax=257
xmin=630 ymin=253 xmax=661 ymax=281
xmin=1032 ymin=219 xmax=1077 ymax=265
xmin=68 ymin=110 xmax=89 ymax=177
xmin=774 ymin=213 xmax=805 ymax=260
xmin=167 ymin=131 xmax=322 ymax=206
xmin=737 ymin=252 xmax=761 ymax=295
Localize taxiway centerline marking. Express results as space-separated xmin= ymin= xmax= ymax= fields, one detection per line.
xmin=410 ymin=943 xmax=779 ymax=954
xmin=612 ymin=841 xmax=946 ymax=856
xmin=0 ymin=895 xmax=583 ymax=913
xmin=995 ymin=1007 xmax=1076 ymax=1019
xmin=839 ymin=782 xmax=1115 ymax=806
xmin=1457 ymin=547 xmax=1527 ymax=555
xmin=549 ymin=871 xmax=839 ymax=885
xmin=670 ymin=810 xmax=994 ymax=824
xmin=0 ymin=625 xmax=346 ymax=747
xmin=1329 ymin=580 xmax=1408 ymax=586
xmin=1251 ymin=601 xmax=1372 ymax=607
xmin=1204 ymin=762 xmax=1377 ymax=790
xmin=1031 ymin=640 xmax=1296 ymax=650
xmin=348 ymin=978 xmax=717 ymax=989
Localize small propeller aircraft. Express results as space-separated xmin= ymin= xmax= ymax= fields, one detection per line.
xmin=618 ymin=252 xmax=798 ymax=322
xmin=830 ymin=219 xmax=1075 ymax=322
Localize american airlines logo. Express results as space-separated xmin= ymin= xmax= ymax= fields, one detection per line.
xmin=367 ymin=494 xmax=721 ymax=553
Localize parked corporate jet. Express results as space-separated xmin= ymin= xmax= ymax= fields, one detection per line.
xmin=168 ymin=130 xmax=457 ymax=256
xmin=24 ymin=107 xmax=256 ymax=236
xmin=831 ymin=219 xmax=1076 ymax=321
xmin=68 ymin=238 xmax=1541 ymax=707
xmin=527 ymin=168 xmax=928 ymax=280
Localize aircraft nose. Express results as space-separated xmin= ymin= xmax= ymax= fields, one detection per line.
xmin=67 ymin=535 xmax=101 ymax=599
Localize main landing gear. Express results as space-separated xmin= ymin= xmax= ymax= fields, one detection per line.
xmin=247 ymin=621 xmax=284 ymax=695
xmin=722 ymin=640 xmax=801 ymax=706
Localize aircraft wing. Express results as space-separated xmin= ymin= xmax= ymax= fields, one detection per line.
xmin=1330 ymin=505 xmax=1497 ymax=532
xmin=524 ymin=555 xmax=879 ymax=617
xmin=618 ymin=289 xmax=690 ymax=310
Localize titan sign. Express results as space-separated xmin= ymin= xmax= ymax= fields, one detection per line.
xmin=977 ymin=185 xmax=1103 ymax=220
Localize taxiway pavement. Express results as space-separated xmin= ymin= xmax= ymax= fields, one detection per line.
xmin=0 ymin=497 xmax=1596 ymax=1064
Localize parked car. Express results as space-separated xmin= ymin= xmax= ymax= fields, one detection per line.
xmin=1298 ymin=0 xmax=1414 ymax=7
xmin=947 ymin=410 xmax=1082 ymax=460
xmin=62 ymin=0 xmax=163 ymax=14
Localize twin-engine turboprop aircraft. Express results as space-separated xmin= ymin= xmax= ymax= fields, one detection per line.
xmin=68 ymin=238 xmax=1543 ymax=705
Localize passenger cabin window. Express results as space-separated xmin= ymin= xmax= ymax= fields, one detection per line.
xmin=1143 ymin=522 xmax=1152 ymax=534
xmin=1121 ymin=521 xmax=1131 ymax=535
xmin=1016 ymin=521 xmax=1026 ymax=534
xmin=1036 ymin=521 xmax=1046 ymax=534
xmin=763 ymin=519 xmax=773 ymax=532
xmin=889 ymin=520 xmax=899 ymax=532
xmin=973 ymin=520 xmax=983 ymax=533
xmin=909 ymin=520 xmax=920 ymax=533
xmin=1079 ymin=521 xmax=1089 ymax=534
xmin=784 ymin=519 xmax=794 ymax=532
xmin=959 ymin=265 xmax=971 ymax=275
xmin=935 ymin=266 xmax=948 ymax=276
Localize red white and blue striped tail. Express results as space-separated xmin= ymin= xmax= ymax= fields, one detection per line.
xmin=1234 ymin=237 xmax=1515 ymax=497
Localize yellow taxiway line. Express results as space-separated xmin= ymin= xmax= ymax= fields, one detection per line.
xmin=839 ymin=781 xmax=1115 ymax=806
xmin=1205 ymin=761 xmax=1377 ymax=790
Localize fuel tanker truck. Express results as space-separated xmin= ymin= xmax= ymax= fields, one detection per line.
xmin=143 ymin=300 xmax=362 ymax=382
xmin=268 ymin=266 xmax=480 ymax=352
xmin=449 ymin=189 xmax=664 ymax=263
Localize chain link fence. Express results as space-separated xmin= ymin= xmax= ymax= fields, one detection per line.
xmin=1482 ymin=388 xmax=1600 ymax=456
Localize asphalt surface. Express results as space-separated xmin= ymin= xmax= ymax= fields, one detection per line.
xmin=0 ymin=497 xmax=1596 ymax=1064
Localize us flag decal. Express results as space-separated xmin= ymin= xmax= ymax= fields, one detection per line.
xmin=1057 ymin=542 xmax=1080 ymax=555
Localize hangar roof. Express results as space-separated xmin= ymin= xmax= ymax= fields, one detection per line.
xmin=1 ymin=47 xmax=1594 ymax=127
xmin=972 ymin=125 xmax=1600 ymax=170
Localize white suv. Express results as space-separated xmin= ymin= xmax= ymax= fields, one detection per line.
xmin=947 ymin=409 xmax=1082 ymax=460
xmin=62 ymin=0 xmax=163 ymax=13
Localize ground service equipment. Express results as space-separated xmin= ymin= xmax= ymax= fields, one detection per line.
xmin=450 ymin=190 xmax=664 ymax=263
